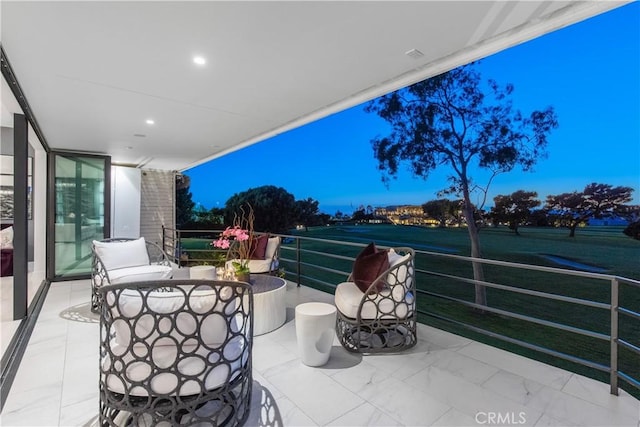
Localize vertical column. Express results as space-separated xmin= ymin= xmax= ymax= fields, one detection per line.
xmin=74 ymin=161 xmax=83 ymax=260
xmin=13 ymin=114 xmax=28 ymax=320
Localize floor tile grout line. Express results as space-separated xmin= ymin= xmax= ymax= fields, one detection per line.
xmin=56 ymin=285 xmax=73 ymax=426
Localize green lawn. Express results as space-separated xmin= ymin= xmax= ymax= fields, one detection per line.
xmin=298 ymin=224 xmax=639 ymax=278
xmin=178 ymin=238 xmax=227 ymax=266
xmin=289 ymin=224 xmax=640 ymax=399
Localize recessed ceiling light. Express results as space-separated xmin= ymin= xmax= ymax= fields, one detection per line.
xmin=193 ymin=56 xmax=206 ymax=66
xmin=145 ymin=119 xmax=155 ymax=125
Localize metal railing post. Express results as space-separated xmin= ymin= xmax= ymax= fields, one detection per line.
xmin=610 ymin=277 xmax=619 ymax=396
xmin=176 ymin=229 xmax=182 ymax=266
xmin=296 ymin=237 xmax=301 ymax=287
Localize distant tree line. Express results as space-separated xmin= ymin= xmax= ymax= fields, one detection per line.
xmin=176 ymin=180 xmax=330 ymax=234
xmin=178 ymin=175 xmax=638 ymax=240
xmin=420 ymin=182 xmax=637 ymax=239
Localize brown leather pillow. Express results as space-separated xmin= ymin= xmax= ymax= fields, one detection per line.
xmin=249 ymin=234 xmax=270 ymax=259
xmin=352 ymin=242 xmax=389 ymax=293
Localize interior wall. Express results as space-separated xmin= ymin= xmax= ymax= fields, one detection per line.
xmin=140 ymin=169 xmax=175 ymax=246
xmin=111 ymin=166 xmax=141 ymax=238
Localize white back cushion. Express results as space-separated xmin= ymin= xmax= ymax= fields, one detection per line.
xmin=107 ymin=286 xmax=235 ymax=348
xmin=387 ymin=249 xmax=413 ymax=301
xmin=387 ymin=248 xmax=411 ymax=285
xmin=93 ymin=237 xmax=150 ymax=270
xmin=265 ymin=237 xmax=280 ymax=259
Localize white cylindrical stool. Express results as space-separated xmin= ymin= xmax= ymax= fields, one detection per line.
xmin=189 ymin=265 xmax=216 ymax=280
xmin=295 ymin=302 xmax=337 ymax=367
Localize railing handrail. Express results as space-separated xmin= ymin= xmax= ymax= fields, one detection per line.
xmin=276 ymin=231 xmax=638 ymax=285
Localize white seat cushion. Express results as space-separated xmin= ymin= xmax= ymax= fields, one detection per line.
xmin=226 ymin=258 xmax=278 ymax=274
xmin=247 ymin=258 xmax=278 ymax=273
xmin=335 ymin=281 xmax=410 ymax=320
xmin=108 ymin=264 xmax=173 ymax=284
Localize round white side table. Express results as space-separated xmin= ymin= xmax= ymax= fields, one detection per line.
xmin=295 ymin=302 xmax=337 ymax=366
xmin=248 ymin=276 xmax=287 ymax=336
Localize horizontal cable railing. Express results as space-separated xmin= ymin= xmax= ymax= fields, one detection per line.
xmin=165 ymin=227 xmax=639 ymax=398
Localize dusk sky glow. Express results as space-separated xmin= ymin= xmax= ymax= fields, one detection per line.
xmin=186 ymin=3 xmax=640 ymax=215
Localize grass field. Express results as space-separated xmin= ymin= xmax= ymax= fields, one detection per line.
xmin=178 ymin=236 xmax=226 ymax=266
xmin=286 ymin=224 xmax=640 ymax=399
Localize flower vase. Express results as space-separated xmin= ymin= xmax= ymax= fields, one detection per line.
xmin=236 ymin=271 xmax=251 ymax=283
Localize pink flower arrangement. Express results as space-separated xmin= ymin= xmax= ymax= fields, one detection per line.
xmin=213 ymin=226 xmax=250 ymax=250
xmin=212 ymin=205 xmax=255 ymax=275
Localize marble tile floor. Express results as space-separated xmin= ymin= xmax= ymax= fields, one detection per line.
xmin=1 ymin=266 xmax=44 ymax=356
xmin=0 ymin=279 xmax=638 ymax=427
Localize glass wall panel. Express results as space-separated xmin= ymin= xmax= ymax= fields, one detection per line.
xmin=53 ymin=154 xmax=107 ymax=278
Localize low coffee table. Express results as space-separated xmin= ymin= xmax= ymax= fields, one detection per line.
xmin=174 ymin=268 xmax=286 ymax=335
xmin=245 ymin=275 xmax=287 ymax=336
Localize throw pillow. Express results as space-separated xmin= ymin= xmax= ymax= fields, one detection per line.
xmin=0 ymin=226 xmax=13 ymax=249
xmin=352 ymin=242 xmax=389 ymax=293
xmin=249 ymin=234 xmax=269 ymax=260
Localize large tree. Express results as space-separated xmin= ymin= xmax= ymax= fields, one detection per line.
xmin=295 ymin=198 xmax=321 ymax=231
xmin=620 ymin=204 xmax=640 ymax=240
xmin=490 ymin=190 xmax=540 ymax=235
xmin=175 ymin=174 xmax=195 ymax=227
xmin=225 ymin=185 xmax=297 ymax=233
xmin=365 ymin=62 xmax=558 ymax=306
xmin=546 ymin=183 xmax=634 ymax=237
xmin=623 ymin=220 xmax=640 ymax=240
xmin=193 ymin=206 xmax=225 ymax=227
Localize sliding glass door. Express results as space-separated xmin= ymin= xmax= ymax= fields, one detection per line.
xmin=50 ymin=153 xmax=110 ymax=279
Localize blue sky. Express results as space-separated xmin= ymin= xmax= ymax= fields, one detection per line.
xmin=187 ymin=3 xmax=639 ymax=215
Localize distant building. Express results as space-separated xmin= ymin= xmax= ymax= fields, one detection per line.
xmin=375 ymin=205 xmax=439 ymax=226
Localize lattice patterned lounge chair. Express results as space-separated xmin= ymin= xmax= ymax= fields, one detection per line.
xmin=335 ymin=246 xmax=416 ymax=353
xmin=98 ymin=279 xmax=253 ymax=426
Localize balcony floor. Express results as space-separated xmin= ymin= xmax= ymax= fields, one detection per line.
xmin=1 ymin=279 xmax=638 ymax=426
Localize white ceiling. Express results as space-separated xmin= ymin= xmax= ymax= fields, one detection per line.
xmin=0 ymin=1 xmax=627 ymax=171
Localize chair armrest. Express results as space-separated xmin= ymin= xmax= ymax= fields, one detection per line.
xmin=145 ymin=240 xmax=171 ymax=266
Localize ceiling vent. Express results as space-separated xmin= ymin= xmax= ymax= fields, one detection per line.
xmin=405 ymin=48 xmax=424 ymax=59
